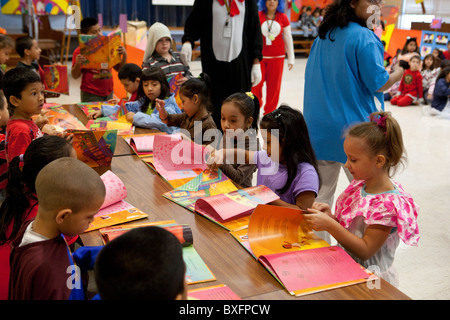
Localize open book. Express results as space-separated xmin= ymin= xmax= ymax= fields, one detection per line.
xmin=123 ymin=132 xmax=167 ymax=157
xmin=232 ymin=204 xmax=373 ymax=297
xmin=84 ymin=170 xmax=148 ymax=232
xmin=79 ymin=29 xmax=123 ymax=69
xmin=188 ymin=284 xmax=241 ymax=300
xmin=33 ymin=104 xmax=87 ymax=133
xmin=67 ymin=129 xmax=117 ymax=168
xmin=98 ymin=220 xmax=216 ymax=285
xmin=43 ymin=65 xmax=69 ymax=95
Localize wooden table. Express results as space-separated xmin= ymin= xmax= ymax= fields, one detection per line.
xmin=64 ymin=104 xmax=411 ymax=300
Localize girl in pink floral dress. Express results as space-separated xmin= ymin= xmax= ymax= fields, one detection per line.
xmin=304 ymin=111 xmax=419 ymax=286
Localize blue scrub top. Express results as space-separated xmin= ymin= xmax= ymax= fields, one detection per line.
xmin=303 ymin=22 xmax=389 ymax=163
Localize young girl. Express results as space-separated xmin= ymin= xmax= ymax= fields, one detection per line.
xmin=303 ymin=111 xmax=420 ymax=287
xmin=218 ymin=92 xmax=260 ymax=188
xmin=421 ymin=54 xmax=439 ymax=104
xmin=156 ymin=73 xmax=217 ymax=145
xmin=208 ymin=105 xmax=320 ymax=210
xmin=89 ymin=67 xmax=182 ymax=134
xmin=399 ymin=37 xmax=420 ymax=60
xmin=251 ymin=0 xmax=294 ymax=115
xmin=0 ymin=34 xmax=14 ymax=86
xmin=0 ymin=135 xmax=77 ymax=300
xmin=431 ymin=67 xmax=450 ymax=112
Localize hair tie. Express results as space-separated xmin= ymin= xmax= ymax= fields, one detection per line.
xmin=245 ymin=92 xmax=255 ymax=100
xmin=373 ymin=115 xmax=387 ymax=129
xmin=19 ymin=154 xmax=24 ymax=162
xmin=271 ymin=109 xmax=283 ymax=127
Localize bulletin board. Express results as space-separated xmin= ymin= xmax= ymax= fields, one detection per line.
xmin=420 ymin=31 xmax=450 ymax=58
xmin=1 ymin=0 xmax=69 ymax=15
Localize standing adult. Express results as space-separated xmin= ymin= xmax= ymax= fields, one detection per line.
xmin=303 ymin=0 xmax=405 ymax=208
xmin=181 ymin=0 xmax=263 ymax=130
xmin=252 ymin=0 xmax=295 ymax=116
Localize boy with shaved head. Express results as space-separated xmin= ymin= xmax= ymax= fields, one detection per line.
xmin=8 ymin=157 xmax=106 ymax=300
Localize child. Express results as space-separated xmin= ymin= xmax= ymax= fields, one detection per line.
xmin=252 ymin=0 xmax=295 ymax=115
xmin=442 ymin=40 xmax=450 ymax=60
xmin=117 ymin=63 xmax=142 ymax=102
xmin=208 ymin=105 xmax=320 ymax=210
xmin=2 ymin=68 xmax=44 ymax=165
xmin=391 ymin=55 xmax=423 ymax=107
xmin=300 ymin=6 xmax=318 ymax=38
xmin=431 ymin=67 xmax=450 ymax=112
xmin=0 ymin=90 xmax=9 ymax=198
xmin=142 ymin=22 xmax=192 ymax=86
xmin=14 ymin=36 xmax=44 ymax=81
xmin=303 ymin=111 xmax=420 ymax=287
xmin=71 ymin=17 xmax=127 ymax=102
xmin=0 ymin=135 xmax=76 ymax=300
xmin=421 ymin=54 xmax=439 ymax=105
xmin=89 ymin=67 xmax=182 ymax=134
xmin=94 ymin=226 xmax=187 ymax=300
xmin=399 ymin=37 xmax=420 ymax=60
xmin=0 ymin=34 xmax=14 ymax=87
xmin=156 ymin=73 xmax=217 ymax=145
xmin=8 ymin=157 xmax=105 ymax=300
xmin=218 ymin=92 xmax=260 ymax=188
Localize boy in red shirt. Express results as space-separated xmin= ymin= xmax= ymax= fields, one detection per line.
xmin=3 ymin=68 xmax=45 ymax=165
xmin=391 ymin=55 xmax=423 ymax=107
xmin=0 ymin=90 xmax=9 ymax=197
xmin=71 ymin=17 xmax=127 ymax=102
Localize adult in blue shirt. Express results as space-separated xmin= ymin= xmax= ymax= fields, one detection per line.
xmin=303 ymin=0 xmax=405 ymax=209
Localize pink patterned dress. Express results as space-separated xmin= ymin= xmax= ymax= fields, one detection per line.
xmin=334 ymin=180 xmax=420 ymax=286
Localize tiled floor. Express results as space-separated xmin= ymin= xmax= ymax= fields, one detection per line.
xmin=53 ymin=57 xmax=450 ymax=300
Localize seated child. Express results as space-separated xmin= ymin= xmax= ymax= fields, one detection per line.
xmin=0 ymin=135 xmax=76 ymax=300
xmin=113 ymin=63 xmax=142 ymax=103
xmin=421 ymin=54 xmax=439 ymax=105
xmin=431 ymin=67 xmax=450 ymax=112
xmin=156 ymin=73 xmax=217 ymax=145
xmin=217 ymin=92 xmax=260 ymax=188
xmin=89 ymin=67 xmax=182 ymax=134
xmin=208 ymin=105 xmax=320 ymax=210
xmin=14 ymin=36 xmax=44 ymax=81
xmin=142 ymin=22 xmax=192 ymax=86
xmin=0 ymin=34 xmax=14 ymax=86
xmin=304 ymin=112 xmax=419 ymax=287
xmin=391 ymin=55 xmax=423 ymax=107
xmin=2 ymin=68 xmax=45 ymax=165
xmin=8 ymin=157 xmax=106 ymax=300
xmin=71 ymin=17 xmax=127 ymax=102
xmin=94 ymin=226 xmax=187 ymax=300
xmin=0 ymin=90 xmax=9 ymax=197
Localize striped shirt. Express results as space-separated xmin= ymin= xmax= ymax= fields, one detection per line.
xmin=142 ymin=52 xmax=192 ymax=79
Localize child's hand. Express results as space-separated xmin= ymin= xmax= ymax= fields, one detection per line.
xmin=34 ymin=111 xmax=49 ymax=130
xmin=155 ymin=99 xmax=168 ymax=120
xmin=60 ymin=131 xmax=74 ymax=144
xmin=176 ymin=76 xmax=188 ymax=86
xmin=311 ymin=201 xmax=332 ymax=216
xmin=76 ymin=54 xmax=87 ymax=65
xmin=107 ymin=98 xmax=121 ymax=105
xmin=125 ymin=112 xmax=135 ymax=123
xmin=88 ymin=110 xmax=102 ymax=120
xmin=302 ymin=208 xmax=334 ymax=231
xmin=206 ymin=149 xmax=224 ymax=173
xmin=41 ymin=124 xmax=59 ymax=136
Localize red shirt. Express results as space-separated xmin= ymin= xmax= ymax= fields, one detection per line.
xmin=0 ymin=132 xmax=6 ymax=189
xmin=443 ymin=50 xmax=450 ymax=60
xmin=399 ymin=69 xmax=423 ymax=99
xmin=72 ymin=47 xmax=114 ymax=97
xmin=259 ymin=11 xmax=290 ymax=57
xmin=5 ymin=119 xmax=43 ymax=164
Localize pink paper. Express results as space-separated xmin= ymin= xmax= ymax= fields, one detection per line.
xmin=100 ymin=170 xmax=127 ymax=209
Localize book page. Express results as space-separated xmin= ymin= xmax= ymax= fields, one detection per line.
xmin=99 ymin=170 xmax=128 ymax=209
xmin=188 ymin=284 xmax=241 ymax=300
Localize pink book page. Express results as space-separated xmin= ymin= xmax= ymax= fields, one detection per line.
xmin=153 ymin=134 xmax=207 ymax=181
xmin=188 ymin=284 xmax=241 ymax=300
xmin=259 ymin=246 xmax=370 ymax=294
xmin=99 ymin=170 xmax=128 ymax=209
xmin=131 ymin=135 xmax=156 ymax=152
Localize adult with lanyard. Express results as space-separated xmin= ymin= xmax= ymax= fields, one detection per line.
xmin=181 ymin=0 xmax=263 ymax=131
xmin=303 ymin=0 xmax=406 ymax=214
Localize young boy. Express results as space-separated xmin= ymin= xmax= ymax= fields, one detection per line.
xmin=109 ymin=63 xmax=142 ymax=104
xmin=14 ymin=36 xmax=45 ymax=81
xmin=391 ymin=55 xmax=423 ymax=107
xmin=0 ymin=34 xmax=14 ymax=87
xmin=2 ymin=68 xmax=45 ymax=165
xmin=94 ymin=226 xmax=187 ymax=300
xmin=71 ymin=17 xmax=127 ymax=103
xmin=142 ymin=22 xmax=192 ymax=85
xmin=8 ymin=157 xmax=106 ymax=300
xmin=0 ymin=90 xmax=9 ymax=198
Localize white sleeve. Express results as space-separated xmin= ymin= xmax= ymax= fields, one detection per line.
xmin=283 ymin=25 xmax=295 ymax=66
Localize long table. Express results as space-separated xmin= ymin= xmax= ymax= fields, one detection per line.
xmin=65 ymin=104 xmax=411 ymax=300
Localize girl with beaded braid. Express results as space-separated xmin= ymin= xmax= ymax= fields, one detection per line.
xmin=304 ymin=111 xmax=420 ymax=287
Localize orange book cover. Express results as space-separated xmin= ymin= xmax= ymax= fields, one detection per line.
xmin=79 ymin=29 xmax=122 ymax=69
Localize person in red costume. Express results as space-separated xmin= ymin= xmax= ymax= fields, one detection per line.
xmin=391 ymin=55 xmax=423 ymax=107
xmin=252 ymin=0 xmax=295 ymax=115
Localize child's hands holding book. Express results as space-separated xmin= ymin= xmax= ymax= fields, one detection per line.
xmin=88 ymin=110 xmax=102 ymax=120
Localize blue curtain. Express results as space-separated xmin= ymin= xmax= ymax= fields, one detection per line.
xmin=79 ymin=0 xmax=192 ymax=27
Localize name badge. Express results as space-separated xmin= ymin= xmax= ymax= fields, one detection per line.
xmin=265 ymin=36 xmax=272 ymax=46
xmin=223 ymin=19 xmax=232 ymax=38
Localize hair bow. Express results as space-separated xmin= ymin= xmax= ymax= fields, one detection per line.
xmin=373 ymin=115 xmax=387 ymax=129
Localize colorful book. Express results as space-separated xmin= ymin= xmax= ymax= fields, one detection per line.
xmin=79 ymin=29 xmax=122 ymax=69
xmin=33 ymin=104 xmax=87 ymax=132
xmin=188 ymin=284 xmax=241 ymax=300
xmin=43 ymin=65 xmax=69 ymax=95
xmin=84 ymin=170 xmax=148 ymax=232
xmin=168 ymin=73 xmax=183 ymax=108
xmin=67 ymin=129 xmax=117 ymax=168
xmin=241 ymin=204 xmax=372 ymax=296
xmin=87 ymin=119 xmax=135 ymax=136
xmin=98 ymin=220 xmax=216 ymax=285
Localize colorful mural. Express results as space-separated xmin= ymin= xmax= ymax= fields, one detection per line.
xmin=1 ymin=0 xmax=69 ymax=15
